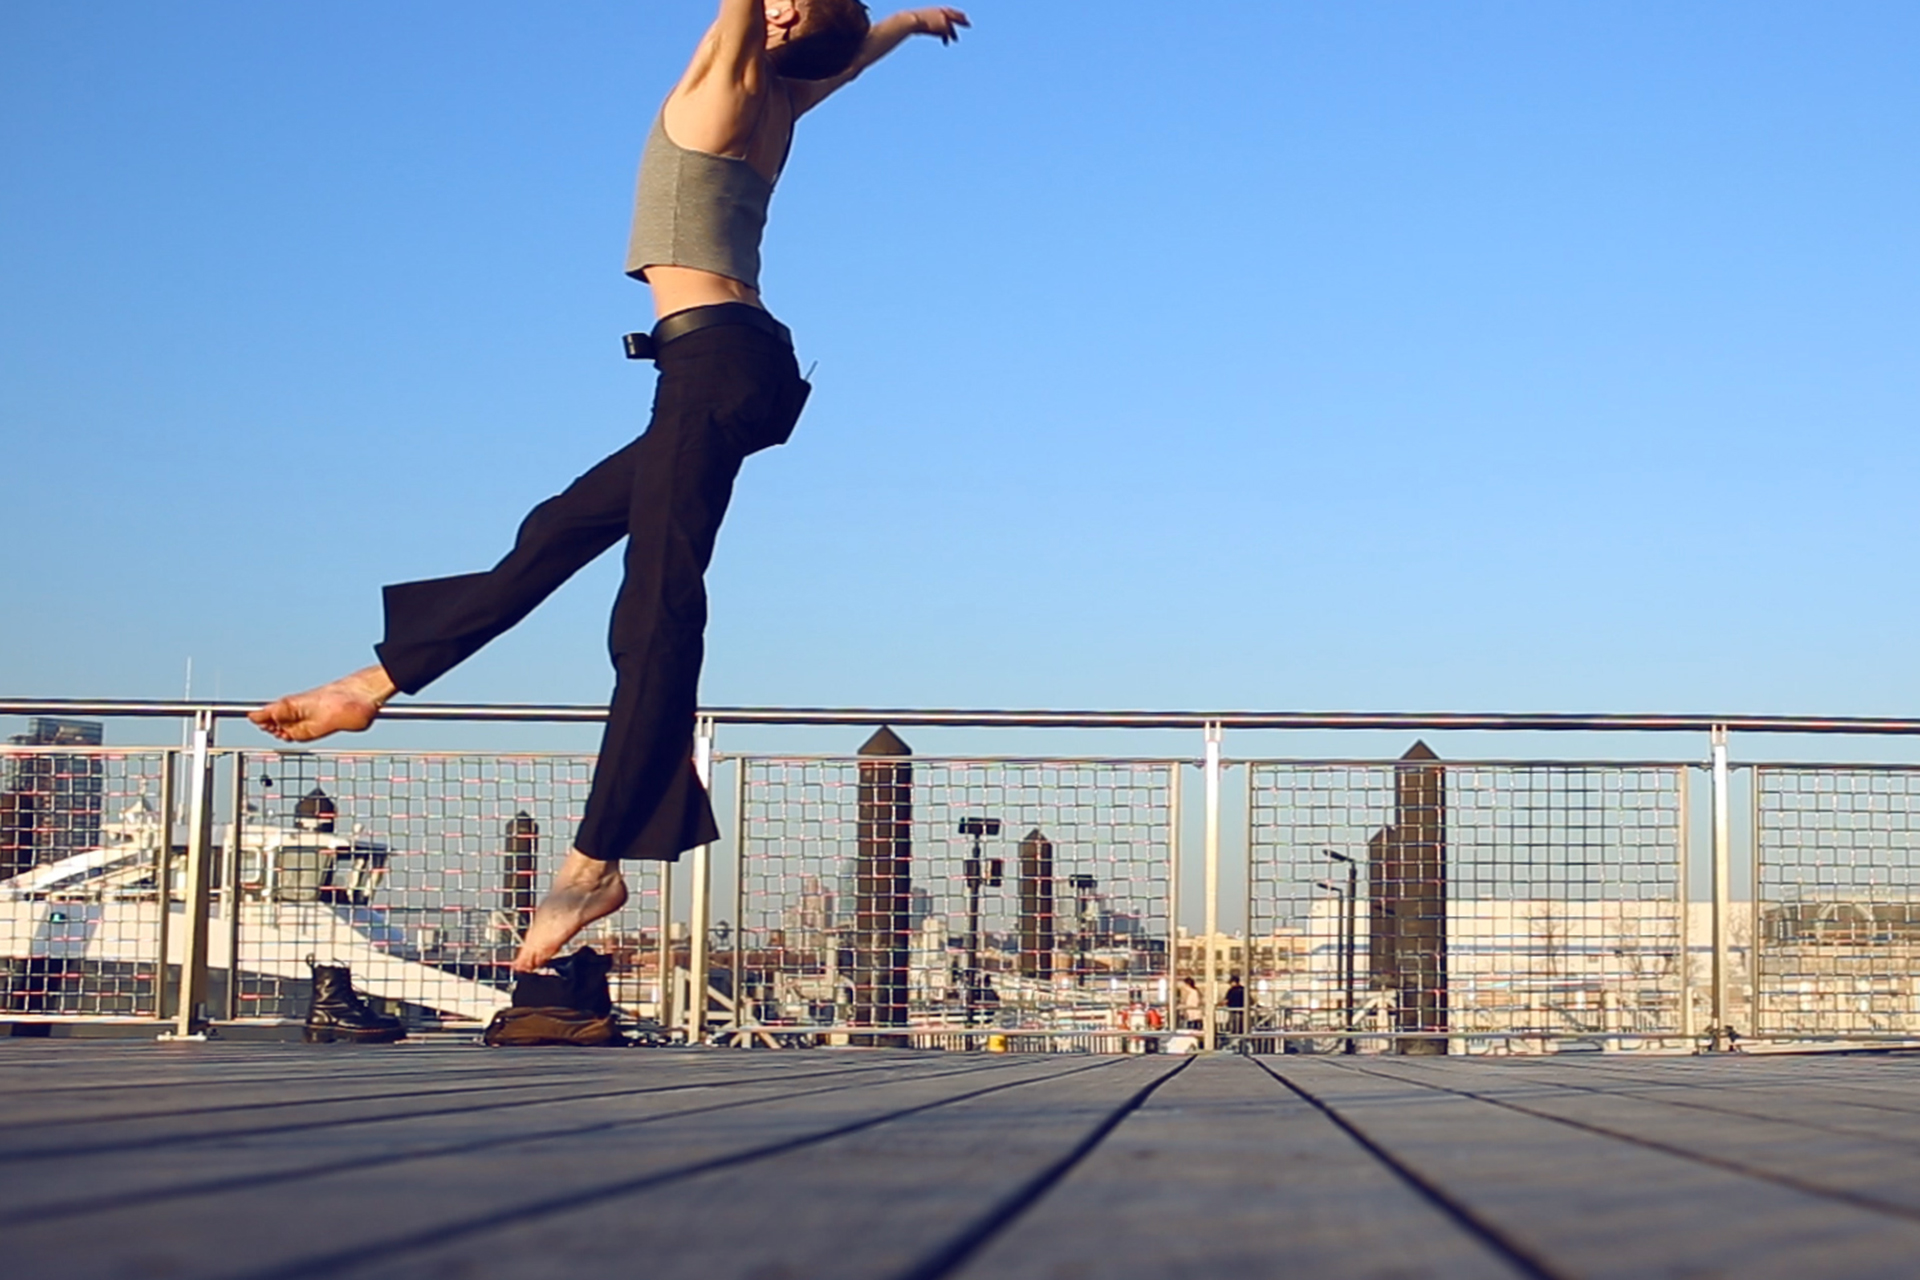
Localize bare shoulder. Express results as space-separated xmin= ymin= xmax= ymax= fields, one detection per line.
xmin=662 ymin=30 xmax=773 ymax=158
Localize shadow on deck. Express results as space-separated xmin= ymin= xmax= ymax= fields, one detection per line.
xmin=6 ymin=1041 xmax=1920 ymax=1278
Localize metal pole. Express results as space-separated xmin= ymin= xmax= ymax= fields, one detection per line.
xmin=1710 ymin=725 xmax=1731 ymax=1051
xmin=733 ymin=756 xmax=747 ymax=1044
xmin=1244 ymin=762 xmax=1257 ymax=1049
xmin=221 ymin=753 xmax=245 ymax=1021
xmin=1751 ymin=764 xmax=1764 ymax=1043
xmin=685 ymin=717 xmax=715 ymax=1044
xmin=24 ymin=697 xmax=1920 ymax=736
xmin=154 ymin=749 xmax=176 ymax=1021
xmin=1677 ymin=766 xmax=1693 ymax=1041
xmin=655 ymin=857 xmax=674 ymax=1031
xmin=967 ymin=872 xmax=982 ymax=1026
xmin=168 ymin=709 xmax=217 ymax=1040
xmin=1202 ymin=721 xmax=1222 ymax=1052
xmin=1165 ymin=763 xmax=1181 ymax=1038
xmin=1345 ymin=860 xmax=1358 ymax=1054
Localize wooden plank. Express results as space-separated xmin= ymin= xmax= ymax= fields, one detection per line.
xmin=1448 ymin=1053 xmax=1920 ymax=1108
xmin=1275 ymin=1060 xmax=1920 ymax=1280
xmin=0 ymin=1054 xmax=984 ymax=1224
xmin=1351 ymin=1056 xmax=1920 ymax=1220
xmin=0 ymin=1043 xmax=581 ymax=1116
xmin=1356 ymin=1055 xmax=1920 ymax=1135
xmin=953 ymin=1054 xmax=1528 ymax=1280
xmin=1488 ymin=1054 xmax=1920 ymax=1122
xmin=0 ymin=1046 xmax=968 ymax=1124
xmin=1 ymin=1067 xmax=616 ymax=1132
xmin=0 ymin=1047 xmax=939 ymax=1136
xmin=331 ymin=1056 xmax=1183 ymax=1280
xmin=3 ymin=1053 xmax=1097 ymax=1280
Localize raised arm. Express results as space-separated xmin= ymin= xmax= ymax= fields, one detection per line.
xmin=789 ymin=7 xmax=969 ymax=115
xmin=707 ymin=0 xmax=774 ymax=79
xmin=665 ymin=0 xmax=783 ymax=154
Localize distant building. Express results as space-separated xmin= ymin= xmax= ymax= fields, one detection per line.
xmin=1 ymin=718 xmax=105 ymax=878
xmin=782 ymin=875 xmax=836 ymax=956
xmin=908 ymin=886 xmax=934 ymax=931
xmin=1177 ymin=928 xmax=1311 ymax=982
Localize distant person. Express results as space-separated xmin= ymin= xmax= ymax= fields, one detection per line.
xmin=1224 ymin=973 xmax=1247 ymax=1038
xmin=250 ymin=1 xmax=970 ymax=974
xmin=1177 ymin=975 xmax=1202 ymax=1030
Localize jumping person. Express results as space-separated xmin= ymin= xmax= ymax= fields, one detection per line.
xmin=251 ymin=1 xmax=970 ymax=972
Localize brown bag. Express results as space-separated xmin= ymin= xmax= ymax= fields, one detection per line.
xmin=508 ymin=947 xmax=614 ymax=1016
xmin=482 ymin=1006 xmax=622 ymax=1047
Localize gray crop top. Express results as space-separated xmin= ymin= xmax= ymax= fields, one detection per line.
xmin=625 ymin=111 xmax=778 ymax=292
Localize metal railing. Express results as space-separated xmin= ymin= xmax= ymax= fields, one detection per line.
xmin=8 ymin=698 xmax=1920 ymax=1051
xmin=1246 ymin=758 xmax=1690 ymax=1052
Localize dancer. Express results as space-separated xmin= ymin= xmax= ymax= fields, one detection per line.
xmin=252 ymin=1 xmax=970 ymax=972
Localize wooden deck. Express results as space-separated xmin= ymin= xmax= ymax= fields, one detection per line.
xmin=9 ymin=1043 xmax=1920 ymax=1279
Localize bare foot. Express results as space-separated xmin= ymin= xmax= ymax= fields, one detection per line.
xmin=249 ymin=664 xmax=398 ymax=743
xmin=513 ymin=850 xmax=629 ymax=972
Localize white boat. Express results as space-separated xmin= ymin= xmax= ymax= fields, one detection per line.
xmin=1 ymin=797 xmax=512 ymax=1024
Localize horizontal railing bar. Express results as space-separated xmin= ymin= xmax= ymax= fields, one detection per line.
xmin=731 ymin=753 xmax=1183 ymax=766
xmin=10 ymin=698 xmax=1920 ymax=735
xmin=0 ymin=735 xmax=1760 ymax=769
xmin=0 ymin=743 xmax=1709 ymax=770
xmin=1239 ymin=757 xmax=1700 ymax=770
xmin=1746 ymin=761 xmax=1920 ymax=773
xmin=736 ymin=753 xmax=1704 ymax=769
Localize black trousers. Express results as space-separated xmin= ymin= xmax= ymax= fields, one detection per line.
xmin=374 ymin=312 xmax=809 ymax=862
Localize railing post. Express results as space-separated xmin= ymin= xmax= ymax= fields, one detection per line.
xmin=1165 ymin=762 xmax=1181 ymax=1041
xmin=154 ymin=748 xmax=177 ymax=1021
xmin=1710 ymin=725 xmax=1732 ymax=1051
xmin=223 ymin=752 xmax=245 ymax=1021
xmin=685 ymin=717 xmax=715 ymax=1044
xmin=655 ymin=860 xmax=675 ymax=1031
xmin=1676 ymin=767 xmax=1693 ymax=1041
xmin=1750 ymin=766 xmax=1764 ymax=1046
xmin=732 ymin=756 xmax=748 ymax=1044
xmin=1202 ymin=721 xmax=1222 ymax=1052
xmin=165 ymin=709 xmax=217 ymax=1040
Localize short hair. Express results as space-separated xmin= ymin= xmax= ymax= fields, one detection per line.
xmin=770 ymin=0 xmax=871 ymax=81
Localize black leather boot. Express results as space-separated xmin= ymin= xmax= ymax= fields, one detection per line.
xmin=304 ymin=963 xmax=406 ymax=1044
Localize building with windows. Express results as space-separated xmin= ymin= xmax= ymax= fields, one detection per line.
xmin=1 ymin=718 xmax=105 ymax=879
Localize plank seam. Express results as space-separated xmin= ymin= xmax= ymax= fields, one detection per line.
xmin=892 ymin=1057 xmax=1191 ymax=1280
xmin=1374 ymin=1059 xmax=1920 ymax=1151
xmin=0 ymin=1080 xmax=607 ymax=1139
xmin=1332 ymin=1060 xmax=1920 ymax=1229
xmin=231 ymin=1058 xmax=1126 ymax=1280
xmin=0 ymin=1057 xmax=930 ymax=1132
xmin=0 ymin=1057 xmax=980 ymax=1162
xmin=0 ymin=1059 xmax=1029 ymax=1228
xmin=1258 ymin=1060 xmax=1565 ymax=1280
xmin=1428 ymin=1060 xmax=1920 ymax=1135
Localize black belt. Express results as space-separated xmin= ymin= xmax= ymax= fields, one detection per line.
xmin=622 ymin=303 xmax=792 ymax=362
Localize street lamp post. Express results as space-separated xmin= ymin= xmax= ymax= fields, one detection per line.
xmin=958 ymin=817 xmax=1002 ymax=1025
xmin=1324 ymin=849 xmax=1359 ymax=1054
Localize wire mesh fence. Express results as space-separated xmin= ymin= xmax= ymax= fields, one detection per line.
xmin=734 ymin=754 xmax=1177 ymax=1047
xmin=1246 ymin=756 xmax=1689 ymax=1050
xmin=1 ymin=738 xmax=173 ymax=1018
xmin=18 ymin=698 xmax=1920 ymax=1053
xmin=219 ymin=751 xmax=668 ymax=1028
xmin=1754 ymin=766 xmax=1920 ymax=1039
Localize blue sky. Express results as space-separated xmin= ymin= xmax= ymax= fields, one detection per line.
xmin=4 ymin=1 xmax=1918 ymax=751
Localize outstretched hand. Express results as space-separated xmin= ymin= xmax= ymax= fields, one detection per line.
xmin=908 ymin=7 xmax=969 ymax=43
